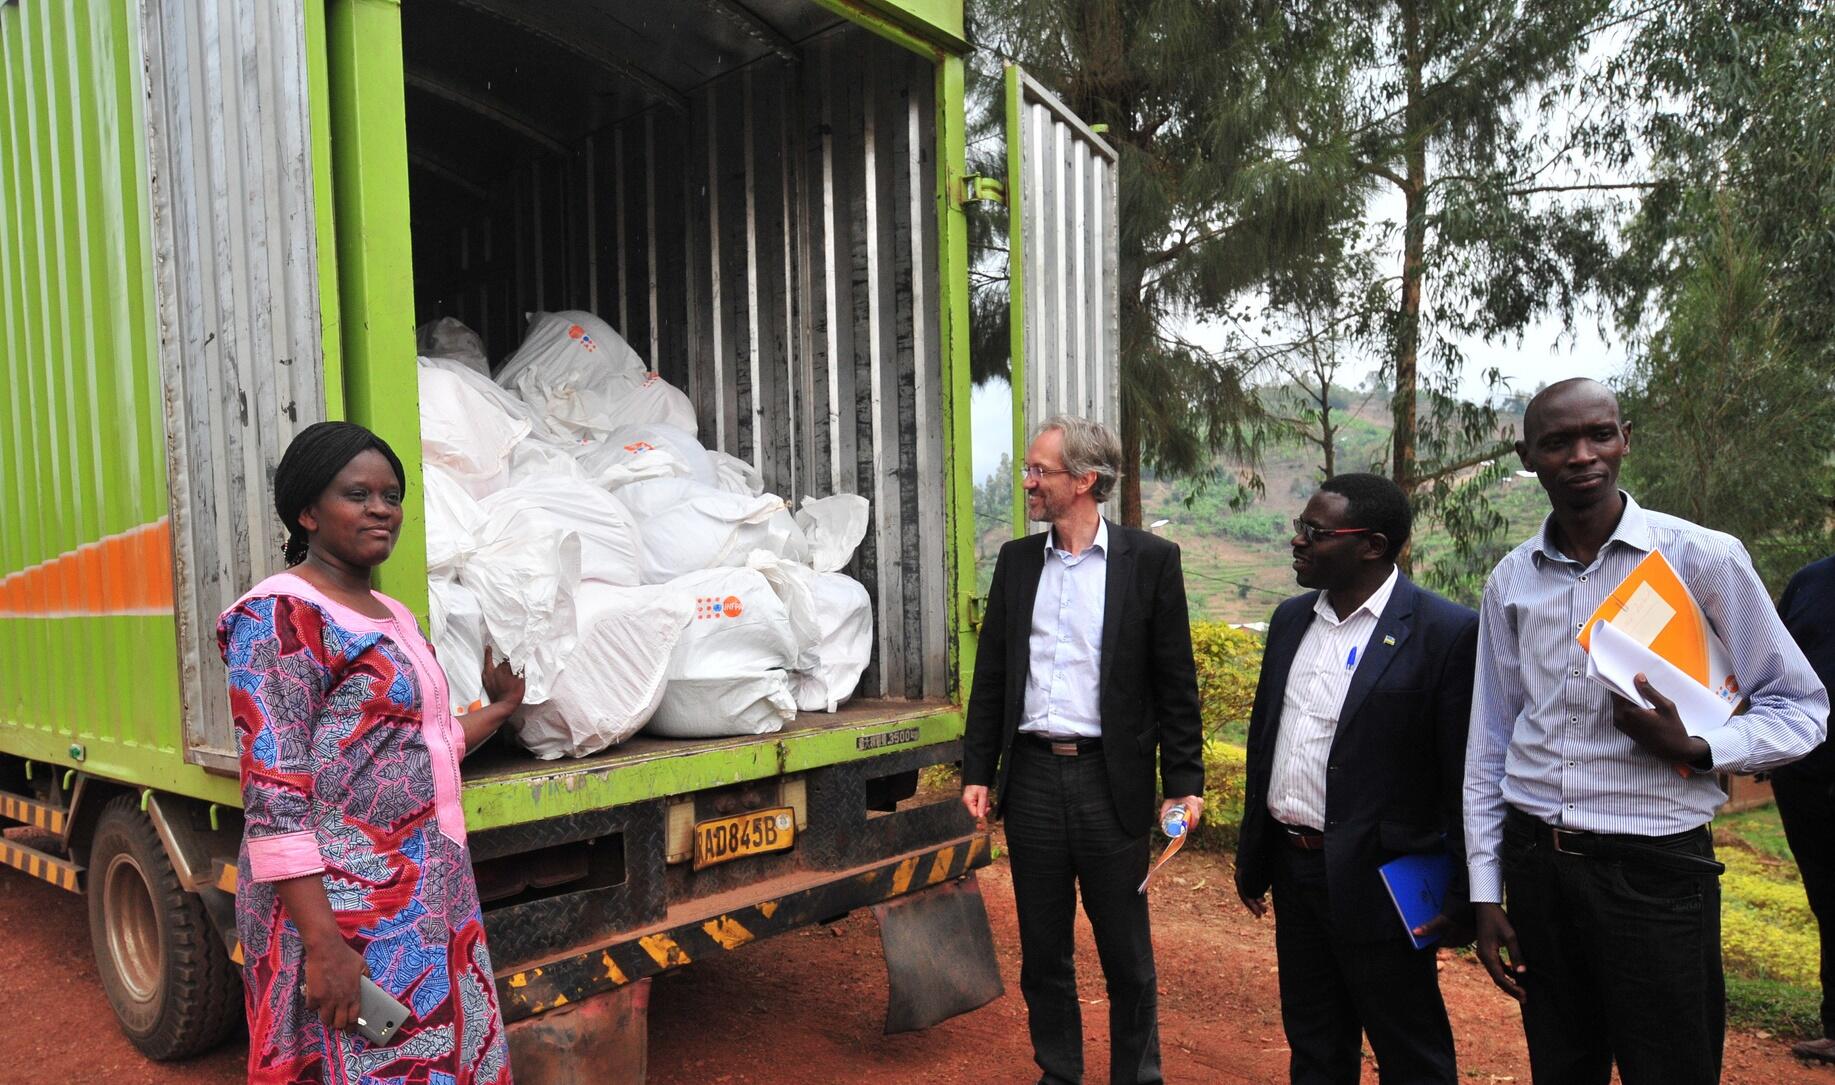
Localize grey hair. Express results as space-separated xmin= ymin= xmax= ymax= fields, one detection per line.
xmin=1036 ymin=414 xmax=1123 ymax=503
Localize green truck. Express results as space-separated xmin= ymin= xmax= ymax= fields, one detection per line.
xmin=0 ymin=0 xmax=1118 ymax=1078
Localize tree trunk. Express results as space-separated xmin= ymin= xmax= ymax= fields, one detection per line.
xmin=1392 ymin=0 xmax=1428 ymax=573
xmin=1121 ymin=405 xmax=1143 ymax=527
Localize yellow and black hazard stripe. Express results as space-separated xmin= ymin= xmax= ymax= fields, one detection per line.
xmin=0 ymin=837 xmax=81 ymax=891
xmin=0 ymin=792 xmax=68 ymax=835
xmin=498 ymin=832 xmax=992 ymax=1021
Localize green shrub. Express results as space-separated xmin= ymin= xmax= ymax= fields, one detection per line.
xmin=1189 ymin=740 xmax=1248 ymax=853
xmin=1192 ymin=621 xmax=1263 ymax=747
xmin=1721 ymin=847 xmax=1820 ymax=988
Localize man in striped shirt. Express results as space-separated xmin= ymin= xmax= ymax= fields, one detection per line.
xmin=1464 ymin=378 xmax=1828 ymax=1084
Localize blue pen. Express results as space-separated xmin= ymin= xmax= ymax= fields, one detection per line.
xmin=1346 ymin=646 xmax=1358 ymax=670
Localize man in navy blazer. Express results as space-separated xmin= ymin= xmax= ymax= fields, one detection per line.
xmin=1234 ymin=473 xmax=1478 ymax=1085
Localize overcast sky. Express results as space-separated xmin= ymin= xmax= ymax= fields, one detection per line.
xmin=969 ymin=316 xmax=1636 ymax=485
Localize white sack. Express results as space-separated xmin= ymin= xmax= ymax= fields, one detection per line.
xmin=465 ymin=506 xmax=580 ymax=704
xmin=422 ymin=464 xmax=483 ymax=579
xmin=496 ymin=310 xmax=647 ymax=388
xmin=575 ymin=422 xmax=713 ymax=490
xmin=748 ymin=552 xmax=874 ymax=713
xmin=496 ymin=311 xmax=697 ymax=439
xmin=477 ymin=476 xmax=642 ymax=587
xmin=510 ymin=583 xmax=694 ymax=759
xmin=428 ymin=578 xmax=487 ymax=715
xmin=646 ymin=568 xmax=799 ymax=738
xmin=417 ymin=362 xmax=529 ymax=497
xmin=795 ymin=494 xmax=871 ymax=573
xmin=708 ymin=450 xmax=765 ymax=496
xmin=421 ymin=355 xmax=547 ymax=436
xmin=507 ymin=435 xmax=592 ymax=487
xmin=599 ymin=372 xmax=699 ymax=435
xmin=614 ymin=477 xmax=809 ymax=583
xmin=416 ymin=317 xmax=490 ymax=377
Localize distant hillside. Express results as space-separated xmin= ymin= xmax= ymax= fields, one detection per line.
xmin=969 ymin=387 xmax=1546 ymax=622
xmin=1141 ymin=389 xmax=1540 ymax=622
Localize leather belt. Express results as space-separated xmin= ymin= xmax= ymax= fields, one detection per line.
xmin=1278 ymin=823 xmax=1326 ymax=850
xmin=1022 ymin=733 xmax=1103 ymax=757
xmin=1506 ymin=806 xmax=1725 ymax=876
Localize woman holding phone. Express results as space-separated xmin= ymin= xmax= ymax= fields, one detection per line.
xmin=219 ymin=421 xmax=520 ymax=1083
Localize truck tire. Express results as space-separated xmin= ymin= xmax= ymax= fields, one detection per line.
xmin=86 ymin=796 xmax=241 ymax=1059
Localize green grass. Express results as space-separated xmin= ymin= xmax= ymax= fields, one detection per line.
xmin=1718 ymin=804 xmax=1798 ymax=862
xmin=1726 ymin=974 xmax=1823 ymax=1038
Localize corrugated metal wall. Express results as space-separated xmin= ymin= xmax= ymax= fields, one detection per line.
xmin=140 ymin=0 xmax=327 ymax=768
xmin=1010 ymin=66 xmax=1121 ymax=444
xmin=0 ymin=3 xmax=182 ymax=762
xmin=413 ymin=24 xmax=948 ymax=701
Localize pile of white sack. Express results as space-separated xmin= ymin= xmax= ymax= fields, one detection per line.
xmin=417 ymin=310 xmax=874 ymax=759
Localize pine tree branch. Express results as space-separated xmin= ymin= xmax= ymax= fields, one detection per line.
xmin=1408 ymin=441 xmax=1517 ymax=488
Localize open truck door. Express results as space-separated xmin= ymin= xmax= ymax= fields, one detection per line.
xmin=1004 ymin=63 xmax=1122 ymax=526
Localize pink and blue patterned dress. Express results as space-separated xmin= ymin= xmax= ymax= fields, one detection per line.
xmin=219 ymin=573 xmax=512 ymax=1085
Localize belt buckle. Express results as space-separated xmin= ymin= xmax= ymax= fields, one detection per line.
xmin=1049 ymin=740 xmax=1079 ymax=757
xmin=1552 ymin=828 xmax=1583 ymax=855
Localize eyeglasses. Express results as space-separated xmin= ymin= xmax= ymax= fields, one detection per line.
xmin=1291 ymin=518 xmax=1375 ymax=544
xmin=1021 ymin=464 xmax=1074 ymax=481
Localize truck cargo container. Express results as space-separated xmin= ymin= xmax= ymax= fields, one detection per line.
xmin=0 ymin=0 xmax=1119 ymax=1077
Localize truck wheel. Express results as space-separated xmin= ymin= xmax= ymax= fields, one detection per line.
xmin=86 ymin=796 xmax=241 ymax=1059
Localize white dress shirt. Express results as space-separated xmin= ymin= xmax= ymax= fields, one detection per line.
xmin=1266 ymin=566 xmax=1401 ymax=830
xmin=1019 ymin=519 xmax=1109 ymax=739
xmin=1464 ymin=492 xmax=1829 ymax=904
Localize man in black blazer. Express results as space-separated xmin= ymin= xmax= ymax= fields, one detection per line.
xmin=962 ymin=415 xmax=1204 ymax=1085
xmin=1234 ymin=473 xmax=1478 ymax=1085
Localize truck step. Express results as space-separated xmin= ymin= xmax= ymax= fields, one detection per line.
xmin=0 ymin=834 xmax=82 ymax=892
xmin=0 ymin=791 xmax=68 ymax=836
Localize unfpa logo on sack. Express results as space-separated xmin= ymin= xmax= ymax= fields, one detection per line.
xmin=695 ymin=595 xmax=745 ymax=620
xmin=567 ymin=323 xmax=599 ymax=352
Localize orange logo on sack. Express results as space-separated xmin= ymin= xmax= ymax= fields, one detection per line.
xmin=622 ymin=441 xmax=657 ymax=453
xmin=695 ymin=595 xmax=745 ymax=620
xmin=568 ymin=323 xmax=599 ymax=352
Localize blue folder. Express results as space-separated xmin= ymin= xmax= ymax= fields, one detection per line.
xmin=1378 ymin=852 xmax=1455 ymax=949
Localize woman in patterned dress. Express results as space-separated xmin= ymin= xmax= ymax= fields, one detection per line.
xmin=219 ymin=421 xmax=521 ymax=1084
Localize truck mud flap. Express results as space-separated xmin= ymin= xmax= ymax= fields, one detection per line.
xmin=873 ymin=872 xmax=1004 ymax=1034
xmin=498 ymin=833 xmax=992 ymax=1023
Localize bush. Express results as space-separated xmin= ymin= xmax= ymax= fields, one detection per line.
xmin=1189 ymin=740 xmax=1248 ymax=853
xmin=1192 ymin=621 xmax=1263 ymax=747
xmin=1720 ymin=847 xmax=1820 ymax=988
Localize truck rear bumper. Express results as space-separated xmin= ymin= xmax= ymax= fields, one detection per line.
xmin=498 ymin=831 xmax=993 ymax=1022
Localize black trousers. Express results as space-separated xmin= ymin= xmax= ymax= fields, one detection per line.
xmin=1500 ymin=806 xmax=1723 ymax=1085
xmin=1774 ymin=769 xmax=1835 ymax=1038
xmin=1270 ymin=846 xmax=1458 ymax=1084
xmin=1004 ymin=740 xmax=1160 ymax=1085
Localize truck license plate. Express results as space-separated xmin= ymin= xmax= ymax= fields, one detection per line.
xmin=693 ymin=806 xmax=796 ymax=870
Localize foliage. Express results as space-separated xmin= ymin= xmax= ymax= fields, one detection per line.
xmin=1190 ymin=621 xmax=1263 ymax=745
xmin=1720 ymin=849 xmax=1819 ymax=989
xmin=1616 ymin=200 xmax=1835 ymax=590
xmin=1188 ymin=740 xmax=1249 ymax=852
xmin=1250 ymin=0 xmax=1620 ymax=596
xmin=1715 ymin=803 xmax=1823 ymax=1037
xmin=970 ymin=0 xmax=1368 ymax=522
xmin=1602 ymin=3 xmax=1835 ymax=590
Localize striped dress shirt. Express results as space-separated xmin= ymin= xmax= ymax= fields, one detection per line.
xmin=1464 ymin=492 xmax=1829 ymax=904
xmin=1266 ymin=566 xmax=1401 ymax=830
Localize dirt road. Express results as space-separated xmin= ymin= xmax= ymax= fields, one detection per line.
xmin=1 ymin=846 xmax=1826 ymax=1084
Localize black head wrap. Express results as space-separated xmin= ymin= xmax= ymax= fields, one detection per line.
xmin=274 ymin=421 xmax=406 ymax=566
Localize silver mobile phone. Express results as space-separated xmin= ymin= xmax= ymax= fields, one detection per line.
xmin=355 ymin=975 xmax=411 ymax=1046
